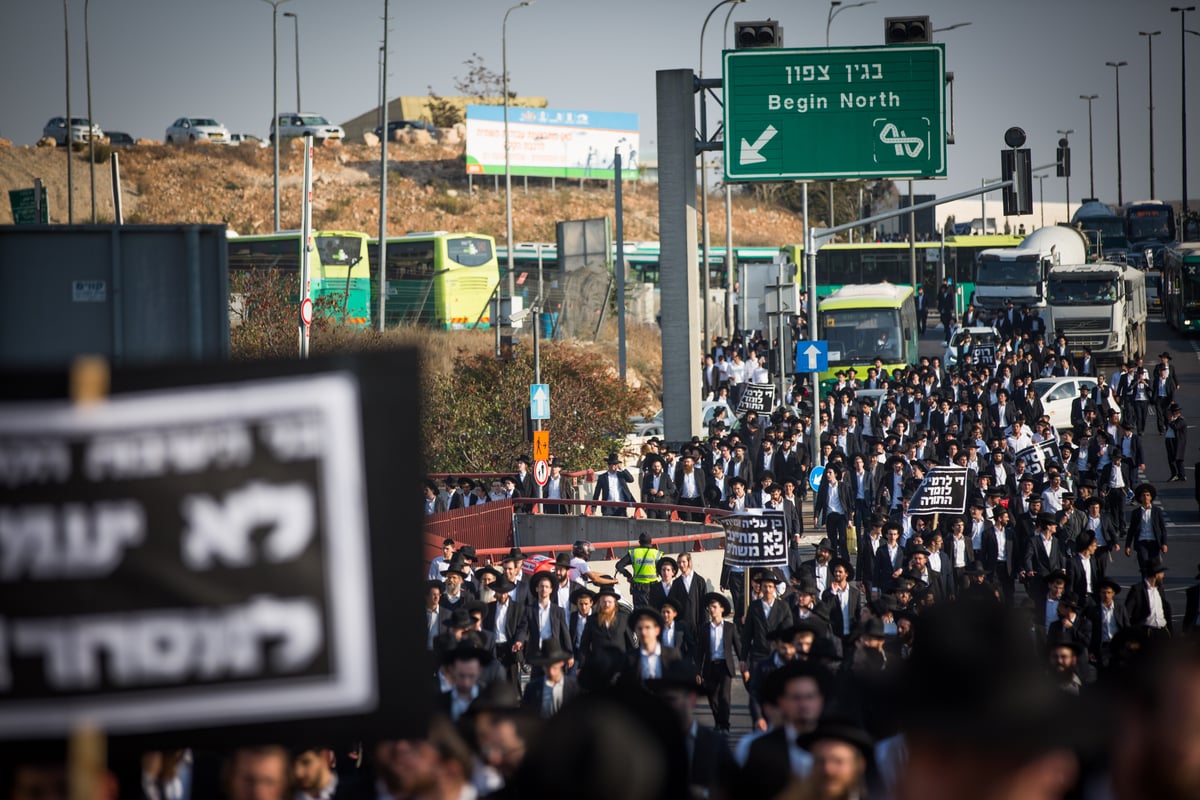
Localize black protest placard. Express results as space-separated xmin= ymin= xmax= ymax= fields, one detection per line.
xmin=1015 ymin=440 xmax=1063 ymax=477
xmin=907 ymin=466 xmax=969 ymax=516
xmin=0 ymin=352 xmax=428 ymax=751
xmin=973 ymin=344 xmax=996 ymax=367
xmin=722 ymin=511 xmax=788 ymax=568
xmin=737 ymin=382 xmax=776 ymax=414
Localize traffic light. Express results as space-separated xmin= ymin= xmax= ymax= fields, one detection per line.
xmin=884 ymin=16 xmax=932 ymax=44
xmin=735 ymin=20 xmax=783 ymax=49
xmin=1001 ymin=148 xmax=1033 ymax=216
xmin=1056 ymin=144 xmax=1071 ymax=178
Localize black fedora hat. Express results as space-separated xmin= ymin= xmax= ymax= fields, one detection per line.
xmin=596 ymin=585 xmax=622 ymax=600
xmin=964 ymin=561 xmax=987 ymax=577
xmin=528 ymin=570 xmax=558 ymax=590
xmin=1142 ymin=557 xmax=1168 ymax=576
xmin=530 ymin=640 xmax=573 ymax=666
xmin=554 ymin=552 xmax=573 ymax=569
xmin=1159 ymin=351 xmax=1172 ymax=360
xmin=659 ymin=597 xmax=685 ymax=617
xmin=489 ymin=577 xmax=516 ymax=596
xmin=570 ymin=586 xmax=597 ymax=604
xmin=628 ymin=607 xmax=665 ymax=631
xmin=703 ymin=591 xmax=733 ymax=616
xmin=1099 ymin=577 xmax=1122 ymax=595
xmin=795 ymin=718 xmax=875 ymax=762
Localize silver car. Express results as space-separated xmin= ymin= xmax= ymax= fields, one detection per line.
xmin=165 ymin=117 xmax=231 ymax=144
xmin=42 ymin=116 xmax=103 ymax=146
xmin=269 ymin=113 xmax=344 ymax=143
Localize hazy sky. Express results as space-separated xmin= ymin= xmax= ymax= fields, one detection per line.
xmin=2 ymin=0 xmax=1197 ymax=207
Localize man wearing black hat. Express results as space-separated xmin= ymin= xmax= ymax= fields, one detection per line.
xmin=578 ymin=586 xmax=635 ymax=671
xmin=741 ymin=569 xmax=794 ymax=683
xmin=439 ymin=563 xmax=471 ymax=612
xmin=515 ymin=571 xmax=574 ymax=666
xmin=648 ymin=556 xmax=690 ymax=621
xmin=649 ymin=659 xmax=737 ymax=795
xmin=593 ymin=452 xmax=635 ymax=516
xmin=1089 ymin=577 xmax=1129 ymax=668
xmin=484 ymin=576 xmax=524 ymax=687
xmin=813 ymin=464 xmax=855 ymax=561
xmin=521 ymin=639 xmax=579 ymax=718
xmin=1125 ymin=558 xmax=1172 ymax=639
xmin=626 ymin=606 xmax=682 ymax=683
xmin=515 ymin=455 xmax=536 ymax=499
xmin=1124 ymin=483 xmax=1168 ymax=570
xmin=1046 ymin=591 xmax=1092 ymax=655
xmin=1067 ymin=530 xmax=1100 ymax=605
xmin=1152 ymin=351 xmax=1179 ymax=434
xmin=795 ymin=719 xmax=874 ymax=800
xmin=641 ymin=456 xmax=676 ymax=519
xmin=1165 ymin=402 xmax=1188 ymax=481
xmin=543 ymin=457 xmax=575 ymax=515
xmin=437 ymin=641 xmax=491 ymax=721
xmin=697 ymin=592 xmax=740 ymax=732
xmin=821 ymin=559 xmax=864 ymax=643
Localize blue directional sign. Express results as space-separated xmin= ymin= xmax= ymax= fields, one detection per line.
xmin=794 ymin=340 xmax=829 ymax=373
xmin=809 ymin=465 xmax=825 ymax=494
xmin=530 ymin=383 xmax=550 ymax=420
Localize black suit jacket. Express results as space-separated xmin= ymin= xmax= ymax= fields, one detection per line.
xmin=1124 ymin=505 xmax=1168 ymax=550
xmin=1126 ymin=580 xmax=1174 ymax=632
xmin=1024 ymin=534 xmax=1066 ymax=576
xmin=690 ymin=724 xmax=737 ymax=797
xmin=821 ymin=584 xmax=865 ymax=638
xmin=742 ymin=728 xmax=793 ymax=799
xmin=1088 ymin=600 xmax=1131 ymax=653
xmin=517 ymin=602 xmax=574 ymax=659
xmin=623 ymin=644 xmax=683 ymax=682
xmin=641 ymin=471 xmax=677 ymax=505
xmin=1185 ymin=584 xmax=1200 ymax=635
xmin=740 ymin=599 xmax=794 ymax=662
xmin=697 ymin=618 xmax=741 ymax=674
xmin=648 ymin=579 xmax=692 ymax=621
xmin=521 ymin=674 xmax=581 ymax=716
xmin=673 ymin=466 xmax=707 ymax=503
xmin=579 ymin=611 xmax=636 ymax=663
xmin=661 ymin=620 xmax=698 ymax=665
xmin=593 ymin=468 xmax=636 ymax=504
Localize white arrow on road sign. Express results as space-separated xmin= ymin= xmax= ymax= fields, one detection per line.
xmin=803 ymin=344 xmax=822 ymax=371
xmin=531 ymin=384 xmax=550 ymax=420
xmin=739 ymin=125 xmax=778 ymax=165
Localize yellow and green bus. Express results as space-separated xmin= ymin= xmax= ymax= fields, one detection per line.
xmin=818 ymin=283 xmax=918 ymax=393
xmin=779 ymin=234 xmax=1024 ymax=313
xmin=226 ymin=229 xmax=372 ymax=326
xmin=368 ymin=232 xmax=500 ymax=329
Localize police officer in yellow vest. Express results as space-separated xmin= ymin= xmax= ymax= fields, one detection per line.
xmin=617 ymin=532 xmax=662 ymax=608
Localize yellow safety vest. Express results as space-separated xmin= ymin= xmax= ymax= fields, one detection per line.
xmin=630 ymin=547 xmax=662 ymax=584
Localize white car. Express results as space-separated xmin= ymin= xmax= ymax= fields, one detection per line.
xmin=42 ymin=116 xmax=102 ymax=146
xmin=1031 ymin=376 xmax=1099 ymax=431
xmin=269 ymin=113 xmax=344 ymax=143
xmin=229 ymin=132 xmax=262 ymax=145
xmin=945 ymin=326 xmax=1002 ymax=369
xmin=165 ymin=117 xmax=230 ymax=144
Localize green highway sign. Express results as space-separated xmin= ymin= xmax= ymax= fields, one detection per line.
xmin=723 ymin=44 xmax=946 ymax=182
xmin=8 ymin=187 xmax=48 ymax=224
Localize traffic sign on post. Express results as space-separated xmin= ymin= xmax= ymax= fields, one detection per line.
xmin=530 ymin=383 xmax=550 ymax=420
xmin=533 ymin=430 xmax=549 ymax=464
xmin=794 ymin=340 xmax=829 ymax=373
xmin=534 ymin=459 xmax=549 ymax=487
xmin=723 ymin=45 xmax=946 ymax=181
xmin=809 ymin=465 xmax=825 ymax=494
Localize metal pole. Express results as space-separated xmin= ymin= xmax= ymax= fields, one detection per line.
xmin=1037 ymin=174 xmax=1046 ymax=228
xmin=109 ymin=153 xmax=122 ymax=224
xmin=981 ymin=177 xmax=986 ymax=234
xmin=284 ymin=11 xmax=301 ymax=113
xmin=299 ymin=134 xmax=313 ymax=358
xmin=804 ymin=183 xmax=820 ymax=470
xmin=1081 ymin=94 xmax=1099 ymax=198
xmin=1106 ymin=61 xmax=1127 ymax=206
xmin=722 ymin=4 xmax=739 ymax=340
xmin=63 ymin=0 xmax=73 ymax=224
xmin=1173 ymin=7 xmax=1195 ymax=223
xmin=85 ymin=0 xmax=95 ymax=223
xmin=1057 ymin=129 xmax=1073 ymax=219
xmin=908 ymin=180 xmax=917 ymax=288
xmin=378 ymin=0 xmax=388 ymax=332
xmin=615 ymin=151 xmax=627 ymax=380
xmin=1141 ymin=31 xmax=1161 ymax=198
xmin=503 ymin=2 xmax=533 ymax=318
xmin=261 ymin=0 xmax=291 ymax=232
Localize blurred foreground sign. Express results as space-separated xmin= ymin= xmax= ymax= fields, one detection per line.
xmin=0 ymin=353 xmax=426 ymax=747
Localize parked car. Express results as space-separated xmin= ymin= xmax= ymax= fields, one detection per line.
xmin=105 ymin=131 xmax=135 ymax=147
xmin=373 ymin=119 xmax=437 ymax=140
xmin=1030 ymin=376 xmax=1100 ymax=431
xmin=42 ymin=116 xmax=103 ymax=146
xmin=229 ymin=132 xmax=262 ymax=145
xmin=269 ymin=113 xmax=344 ymax=143
xmin=165 ymin=117 xmax=230 ymax=144
xmin=944 ymin=326 xmax=1002 ymax=369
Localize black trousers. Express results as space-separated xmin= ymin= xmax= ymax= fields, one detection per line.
xmin=678 ymin=495 xmax=704 ymax=522
xmin=703 ymin=660 xmax=734 ymax=728
xmin=1156 ymin=396 xmax=1172 ymax=433
xmin=1134 ymin=540 xmax=1163 ymax=571
xmin=825 ymin=512 xmax=850 ymax=561
xmin=1167 ymin=437 xmax=1184 ymax=479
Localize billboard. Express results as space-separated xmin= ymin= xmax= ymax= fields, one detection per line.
xmin=465 ymin=105 xmax=639 ymax=180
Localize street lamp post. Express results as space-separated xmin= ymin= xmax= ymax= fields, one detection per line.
xmin=826 ymin=1 xmax=877 ymax=232
xmin=283 ymin=11 xmax=301 ymax=113
xmin=698 ymin=0 xmax=743 ymax=351
xmin=1173 ymin=7 xmax=1196 ymax=224
xmin=1036 ymin=174 xmax=1047 ymax=227
xmin=1080 ymin=94 xmax=1099 ymax=198
xmin=1057 ymin=128 xmax=1074 ymax=217
xmin=261 ymin=0 xmax=291 ymax=232
xmin=722 ymin=2 xmax=744 ymax=339
xmin=1105 ymin=61 xmax=1127 ymax=206
xmin=63 ymin=0 xmax=73 ymax=224
xmin=1140 ymin=31 xmax=1161 ymax=198
xmin=503 ymin=1 xmax=533 ymax=314
xmin=85 ymin=0 xmax=96 ymax=223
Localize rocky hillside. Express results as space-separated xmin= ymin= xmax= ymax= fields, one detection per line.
xmin=0 ymin=135 xmax=805 ymax=245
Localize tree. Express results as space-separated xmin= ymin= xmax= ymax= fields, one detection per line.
xmin=423 ymin=343 xmax=648 ymax=472
xmin=454 ymin=52 xmax=512 ymax=104
xmin=426 ymin=86 xmax=462 ymax=128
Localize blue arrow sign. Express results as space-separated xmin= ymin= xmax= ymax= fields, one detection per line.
xmin=530 ymin=383 xmax=550 ymax=420
xmin=809 ymin=465 xmax=825 ymax=494
xmin=794 ymin=341 xmax=829 ymax=373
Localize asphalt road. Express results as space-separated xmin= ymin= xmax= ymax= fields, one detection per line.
xmin=692 ymin=311 xmax=1200 ymax=743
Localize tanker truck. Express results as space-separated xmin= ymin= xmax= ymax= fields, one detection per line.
xmin=1044 ymin=260 xmax=1147 ymax=365
xmin=973 ymin=225 xmax=1090 ymax=313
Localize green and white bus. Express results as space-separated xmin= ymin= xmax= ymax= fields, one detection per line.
xmin=226 ymin=229 xmax=372 ymax=326
xmin=818 ymin=283 xmax=919 ymax=393
xmin=368 ymin=232 xmax=500 ymax=329
xmin=1162 ymin=242 xmax=1200 ymax=333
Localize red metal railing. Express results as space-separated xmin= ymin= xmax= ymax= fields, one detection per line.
xmin=423 ymin=499 xmax=516 ymax=558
